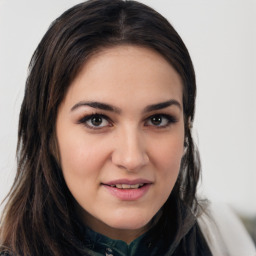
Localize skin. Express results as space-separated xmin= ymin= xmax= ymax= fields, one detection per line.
xmin=56 ymin=45 xmax=185 ymax=243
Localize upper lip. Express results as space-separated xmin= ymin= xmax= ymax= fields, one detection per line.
xmin=102 ymin=179 xmax=153 ymax=186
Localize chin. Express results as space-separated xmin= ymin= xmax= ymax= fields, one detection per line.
xmin=103 ymin=210 xmax=154 ymax=231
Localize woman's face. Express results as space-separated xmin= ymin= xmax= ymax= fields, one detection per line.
xmin=56 ymin=45 xmax=184 ymax=241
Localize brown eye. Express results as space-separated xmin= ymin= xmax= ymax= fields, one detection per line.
xmin=91 ymin=116 xmax=103 ymax=126
xmin=151 ymin=116 xmax=162 ymax=126
xmin=145 ymin=114 xmax=177 ymax=128
xmin=78 ymin=114 xmax=111 ymax=129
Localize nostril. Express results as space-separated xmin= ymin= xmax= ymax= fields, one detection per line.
xmin=112 ymin=151 xmax=149 ymax=171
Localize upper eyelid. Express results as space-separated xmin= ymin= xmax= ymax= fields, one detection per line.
xmin=77 ymin=113 xmax=111 ymax=124
xmin=144 ymin=113 xmax=177 ymax=121
xmin=77 ymin=114 xmax=113 ymax=131
xmin=77 ymin=112 xmax=177 ymax=126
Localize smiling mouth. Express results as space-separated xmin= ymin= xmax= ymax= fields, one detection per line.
xmin=108 ymin=184 xmax=145 ymax=189
xmin=103 ymin=182 xmax=151 ymax=200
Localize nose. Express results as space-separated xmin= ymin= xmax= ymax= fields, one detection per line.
xmin=111 ymin=128 xmax=149 ymax=172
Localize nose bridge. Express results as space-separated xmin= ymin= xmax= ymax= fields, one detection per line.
xmin=112 ymin=124 xmax=149 ymax=171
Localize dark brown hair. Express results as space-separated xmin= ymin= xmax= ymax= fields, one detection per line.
xmin=0 ymin=1 xmax=201 ymax=255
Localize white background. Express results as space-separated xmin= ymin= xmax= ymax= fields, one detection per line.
xmin=0 ymin=0 xmax=255 ymax=216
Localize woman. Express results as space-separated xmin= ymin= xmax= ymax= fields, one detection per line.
xmin=0 ymin=0 xmax=255 ymax=255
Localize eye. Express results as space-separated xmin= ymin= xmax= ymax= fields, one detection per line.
xmin=145 ymin=114 xmax=177 ymax=128
xmin=78 ymin=114 xmax=112 ymax=129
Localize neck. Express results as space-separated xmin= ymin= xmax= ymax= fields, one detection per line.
xmin=80 ymin=210 xmax=149 ymax=243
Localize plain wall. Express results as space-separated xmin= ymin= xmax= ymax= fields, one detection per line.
xmin=0 ymin=0 xmax=255 ymax=216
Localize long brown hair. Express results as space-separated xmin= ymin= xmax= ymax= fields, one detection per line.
xmin=0 ymin=1 xmax=200 ymax=255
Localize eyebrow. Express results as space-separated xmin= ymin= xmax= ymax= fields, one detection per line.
xmin=71 ymin=101 xmax=121 ymax=113
xmin=70 ymin=99 xmax=181 ymax=113
xmin=143 ymin=99 xmax=182 ymax=113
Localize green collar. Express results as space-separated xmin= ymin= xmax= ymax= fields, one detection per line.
xmin=83 ymin=226 xmax=155 ymax=256
xmin=79 ymin=199 xmax=197 ymax=255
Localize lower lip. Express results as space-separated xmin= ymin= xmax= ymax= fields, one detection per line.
xmin=103 ymin=184 xmax=151 ymax=201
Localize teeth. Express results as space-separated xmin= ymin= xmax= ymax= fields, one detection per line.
xmin=130 ymin=184 xmax=140 ymax=189
xmin=121 ymin=184 xmax=130 ymax=189
xmin=113 ymin=184 xmax=144 ymax=189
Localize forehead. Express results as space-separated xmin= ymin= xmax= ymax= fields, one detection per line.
xmin=62 ymin=45 xmax=183 ymax=109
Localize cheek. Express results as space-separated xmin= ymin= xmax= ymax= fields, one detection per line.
xmin=57 ymin=128 xmax=111 ymax=187
xmin=163 ymin=147 xmax=183 ymax=175
xmin=152 ymin=134 xmax=184 ymax=169
xmin=150 ymin=134 xmax=184 ymax=190
xmin=57 ymin=135 xmax=102 ymax=206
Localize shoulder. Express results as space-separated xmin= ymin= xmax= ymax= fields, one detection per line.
xmin=198 ymin=202 xmax=256 ymax=256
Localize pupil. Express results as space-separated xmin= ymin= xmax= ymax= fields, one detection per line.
xmin=92 ymin=116 xmax=102 ymax=126
xmin=152 ymin=116 xmax=162 ymax=125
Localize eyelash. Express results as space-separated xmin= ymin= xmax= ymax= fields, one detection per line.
xmin=77 ymin=113 xmax=177 ymax=130
xmin=78 ymin=113 xmax=112 ymax=130
xmin=144 ymin=114 xmax=177 ymax=128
